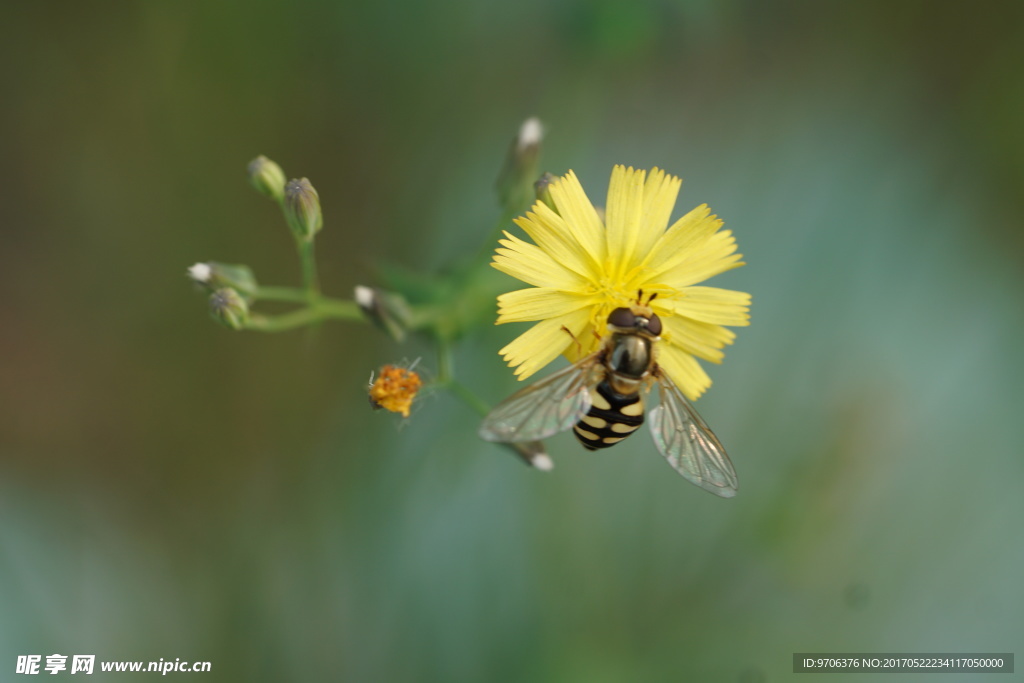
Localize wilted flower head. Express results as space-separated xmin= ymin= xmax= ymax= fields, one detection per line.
xmin=492 ymin=165 xmax=750 ymax=400
xmin=368 ymin=364 xmax=423 ymax=418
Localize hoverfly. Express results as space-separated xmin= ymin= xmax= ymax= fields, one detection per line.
xmin=479 ymin=295 xmax=738 ymax=497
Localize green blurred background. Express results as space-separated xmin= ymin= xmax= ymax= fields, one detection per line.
xmin=2 ymin=1 xmax=1023 ymax=681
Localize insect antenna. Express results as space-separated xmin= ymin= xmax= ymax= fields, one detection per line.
xmin=560 ymin=325 xmax=584 ymax=357
xmin=636 ymin=289 xmax=658 ymax=306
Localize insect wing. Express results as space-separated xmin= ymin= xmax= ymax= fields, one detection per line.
xmin=648 ymin=369 xmax=738 ymax=497
xmin=479 ymin=355 xmax=599 ymax=443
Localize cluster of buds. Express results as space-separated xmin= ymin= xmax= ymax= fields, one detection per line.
xmin=187 ymin=262 xmax=258 ymax=296
xmin=188 ymin=262 xmax=258 ymax=330
xmin=247 ymin=155 xmax=324 ymax=243
xmin=188 ymin=119 xmax=561 ymax=470
xmin=188 ymin=155 xmax=328 ymax=331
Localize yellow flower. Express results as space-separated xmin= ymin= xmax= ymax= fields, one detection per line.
xmin=491 ymin=165 xmax=750 ymax=400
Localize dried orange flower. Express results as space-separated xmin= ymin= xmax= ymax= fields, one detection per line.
xmin=368 ymin=364 xmax=423 ymax=417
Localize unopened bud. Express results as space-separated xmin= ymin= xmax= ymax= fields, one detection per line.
xmin=188 ymin=262 xmax=258 ymax=296
xmin=534 ymin=172 xmax=557 ymax=213
xmin=496 ymin=117 xmax=544 ymax=212
xmin=209 ymin=288 xmax=249 ymax=330
xmin=284 ymin=178 xmax=323 ymax=242
xmin=354 ymin=285 xmax=412 ymax=342
xmin=248 ymin=155 xmax=286 ymax=202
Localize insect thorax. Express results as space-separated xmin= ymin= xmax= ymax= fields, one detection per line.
xmin=604 ymin=332 xmax=653 ymax=395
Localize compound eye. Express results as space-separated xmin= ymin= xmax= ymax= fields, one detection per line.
xmin=646 ymin=313 xmax=663 ymax=336
xmin=608 ymin=307 xmax=636 ymax=328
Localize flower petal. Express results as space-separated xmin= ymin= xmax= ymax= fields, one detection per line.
xmin=492 ymin=231 xmax=586 ymax=290
xmin=497 ymin=287 xmax=597 ymax=323
xmin=605 ymin=165 xmax=646 ymax=279
xmin=514 ymin=201 xmax=599 ymax=280
xmin=659 ymin=230 xmax=744 ymax=288
xmin=548 ymin=171 xmax=606 ymax=266
xmin=656 ymin=343 xmax=713 ymax=401
xmin=562 ymin=318 xmax=604 ymax=363
xmin=659 ymin=311 xmax=737 ymax=364
xmin=638 ymin=204 xmax=723 ymax=281
xmin=635 ymin=168 xmax=682 ymax=259
xmin=499 ymin=307 xmax=593 ymax=380
xmin=493 ymin=166 xmax=748 ymax=394
xmin=662 ymin=287 xmax=751 ymax=326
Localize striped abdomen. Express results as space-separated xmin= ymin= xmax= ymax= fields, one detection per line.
xmin=573 ymin=381 xmax=645 ymax=450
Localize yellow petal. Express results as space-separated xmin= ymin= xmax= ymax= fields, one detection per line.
xmin=658 ymin=311 xmax=736 ymax=364
xmin=662 ymin=287 xmax=751 ymax=326
xmin=499 ymin=307 xmax=592 ymax=380
xmin=636 ymin=204 xmax=722 ymax=281
xmin=497 ymin=287 xmax=597 ymax=323
xmin=659 ymin=230 xmax=744 ymax=287
xmin=492 ymin=231 xmax=586 ymax=290
xmin=634 ymin=168 xmax=682 ymax=259
xmin=656 ymin=344 xmax=712 ymax=401
xmin=604 ymin=165 xmax=646 ymax=279
xmin=548 ymin=170 xmax=606 ymax=266
xmin=562 ymin=318 xmax=604 ymax=363
xmin=514 ymin=201 xmax=599 ymax=280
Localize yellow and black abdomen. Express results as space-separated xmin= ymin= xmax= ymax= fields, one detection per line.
xmin=573 ymin=381 xmax=645 ymax=450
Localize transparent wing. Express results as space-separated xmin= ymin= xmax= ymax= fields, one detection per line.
xmin=648 ymin=369 xmax=738 ymax=498
xmin=479 ymin=355 xmax=600 ymax=443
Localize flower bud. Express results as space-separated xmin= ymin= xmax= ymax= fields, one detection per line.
xmin=496 ymin=117 xmax=543 ymax=212
xmin=209 ymin=288 xmax=249 ymax=330
xmin=284 ymin=178 xmax=323 ymax=242
xmin=248 ymin=155 xmax=286 ymax=202
xmin=534 ymin=172 xmax=557 ymax=213
xmin=188 ymin=262 xmax=258 ymax=296
xmin=354 ymin=285 xmax=412 ymax=342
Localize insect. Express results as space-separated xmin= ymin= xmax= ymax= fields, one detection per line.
xmin=479 ymin=295 xmax=738 ymax=497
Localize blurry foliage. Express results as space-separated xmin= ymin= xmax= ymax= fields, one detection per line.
xmin=1 ymin=1 xmax=1022 ymax=681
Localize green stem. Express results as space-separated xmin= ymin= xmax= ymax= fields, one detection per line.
xmin=437 ymin=340 xmax=454 ymax=383
xmin=253 ymin=286 xmax=311 ymax=303
xmin=246 ymin=309 xmax=326 ymax=332
xmin=449 ymin=380 xmax=491 ymax=417
xmin=435 ymin=339 xmax=491 ymax=417
xmin=245 ymin=297 xmax=362 ymax=332
xmin=314 ymin=298 xmax=361 ymax=317
xmin=297 ymin=239 xmax=320 ymax=298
